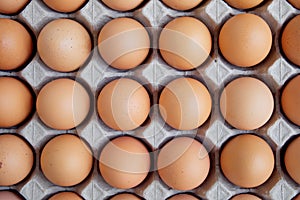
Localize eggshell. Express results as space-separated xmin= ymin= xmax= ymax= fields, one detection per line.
xmin=284 ymin=136 xmax=300 ymax=184
xmin=101 ymin=0 xmax=143 ymax=11
xmin=0 ymin=77 xmax=33 ymax=128
xmin=219 ymin=13 xmax=272 ymax=67
xmin=157 ymin=137 xmax=210 ymax=191
xmin=281 ymin=15 xmax=300 ymax=67
xmin=0 ymin=191 xmax=23 ymax=200
xmin=36 ymin=78 xmax=90 ymax=130
xmin=97 ymin=78 xmax=150 ymax=131
xmin=0 ymin=134 xmax=34 ymax=186
xmin=167 ymin=194 xmax=199 ymax=200
xmin=288 ymin=0 xmax=300 ymax=9
xmin=48 ymin=192 xmax=83 ymax=200
xmin=99 ymin=136 xmax=150 ymax=189
xmin=40 ymin=134 xmax=93 ymax=187
xmin=43 ymin=0 xmax=86 ymax=13
xmin=98 ymin=18 xmax=150 ymax=70
xmin=0 ymin=0 xmax=29 ymax=14
xmin=37 ymin=19 xmax=91 ymax=72
xmin=231 ymin=194 xmax=262 ymax=200
xmin=109 ymin=193 xmax=142 ymax=200
xmin=159 ymin=17 xmax=211 ymax=70
xmin=294 ymin=195 xmax=300 ymax=200
xmin=224 ymin=0 xmax=264 ymax=10
xmin=162 ymin=0 xmax=203 ymax=11
xmin=0 ymin=19 xmax=33 ymax=71
xmin=220 ymin=134 xmax=274 ymax=188
xmin=220 ymin=77 xmax=274 ymax=130
xmin=159 ymin=77 xmax=212 ymax=130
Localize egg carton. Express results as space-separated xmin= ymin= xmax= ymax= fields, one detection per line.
xmin=1 ymin=0 xmax=300 ymax=199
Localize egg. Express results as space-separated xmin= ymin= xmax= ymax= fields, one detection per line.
xmin=101 ymin=0 xmax=143 ymax=11
xmin=288 ymin=0 xmax=300 ymax=9
xmin=40 ymin=134 xmax=93 ymax=187
xmin=220 ymin=77 xmax=274 ymax=130
xmin=224 ymin=0 xmax=264 ymax=10
xmin=281 ymin=15 xmax=300 ymax=67
xmin=99 ymin=136 xmax=150 ymax=189
xmin=0 ymin=19 xmax=33 ymax=71
xmin=0 ymin=77 xmax=33 ymax=128
xmin=294 ymin=195 xmax=300 ymax=200
xmin=0 ymin=0 xmax=29 ymax=14
xmin=219 ymin=13 xmax=272 ymax=67
xmin=36 ymin=78 xmax=90 ymax=130
xmin=37 ymin=19 xmax=91 ymax=72
xmin=231 ymin=194 xmax=262 ymax=200
xmin=97 ymin=78 xmax=150 ymax=131
xmin=159 ymin=77 xmax=211 ymax=130
xmin=98 ymin=18 xmax=150 ymax=70
xmin=161 ymin=0 xmax=203 ymax=11
xmin=220 ymin=134 xmax=274 ymax=188
xmin=109 ymin=193 xmax=142 ymax=200
xmin=48 ymin=192 xmax=83 ymax=200
xmin=0 ymin=191 xmax=23 ymax=200
xmin=167 ymin=194 xmax=199 ymax=200
xmin=157 ymin=137 xmax=210 ymax=191
xmin=159 ymin=17 xmax=212 ymax=70
xmin=0 ymin=134 xmax=34 ymax=186
xmin=284 ymin=136 xmax=300 ymax=184
xmin=43 ymin=0 xmax=86 ymax=13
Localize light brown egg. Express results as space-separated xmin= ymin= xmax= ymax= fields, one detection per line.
xmin=220 ymin=77 xmax=274 ymax=130
xmin=0 ymin=77 xmax=33 ymax=128
xmin=219 ymin=13 xmax=272 ymax=67
xmin=224 ymin=0 xmax=264 ymax=10
xmin=281 ymin=15 xmax=300 ymax=67
xmin=284 ymin=136 xmax=300 ymax=184
xmin=294 ymin=194 xmax=300 ymax=200
xmin=41 ymin=134 xmax=93 ymax=187
xmin=159 ymin=17 xmax=211 ymax=70
xmin=48 ymin=192 xmax=83 ymax=200
xmin=0 ymin=134 xmax=34 ymax=186
xmin=220 ymin=134 xmax=274 ymax=188
xmin=162 ymin=0 xmax=203 ymax=11
xmin=288 ymin=0 xmax=300 ymax=9
xmin=231 ymin=194 xmax=262 ymax=200
xmin=36 ymin=78 xmax=90 ymax=130
xmin=0 ymin=0 xmax=29 ymax=14
xmin=109 ymin=193 xmax=142 ymax=200
xmin=97 ymin=78 xmax=150 ymax=131
xmin=38 ymin=19 xmax=91 ymax=72
xmin=99 ymin=136 xmax=150 ymax=189
xmin=98 ymin=18 xmax=150 ymax=70
xmin=102 ymin=0 xmax=143 ymax=11
xmin=43 ymin=0 xmax=86 ymax=13
xmin=0 ymin=191 xmax=23 ymax=200
xmin=168 ymin=194 xmax=199 ymax=200
xmin=157 ymin=137 xmax=210 ymax=191
xmin=0 ymin=19 xmax=33 ymax=71
xmin=159 ymin=77 xmax=211 ymax=130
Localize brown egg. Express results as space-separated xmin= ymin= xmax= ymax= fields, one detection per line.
xmin=102 ymin=0 xmax=143 ymax=11
xmin=98 ymin=18 xmax=150 ymax=70
xmin=0 ymin=0 xmax=29 ymax=14
xmin=48 ymin=192 xmax=83 ymax=200
xmin=0 ymin=77 xmax=33 ymax=128
xmin=0 ymin=191 xmax=23 ymax=200
xmin=284 ymin=136 xmax=300 ymax=184
xmin=0 ymin=19 xmax=33 ymax=71
xmin=231 ymin=194 xmax=262 ymax=200
xmin=43 ymin=0 xmax=86 ymax=13
xmin=159 ymin=17 xmax=212 ymax=70
xmin=36 ymin=78 xmax=90 ymax=130
xmin=281 ymin=15 xmax=300 ymax=67
xmin=0 ymin=134 xmax=34 ymax=186
xmin=41 ymin=134 xmax=93 ymax=187
xmin=288 ymin=0 xmax=300 ymax=9
xmin=162 ymin=0 xmax=203 ymax=10
xmin=159 ymin=77 xmax=212 ymax=130
xmin=168 ymin=194 xmax=199 ymax=200
xmin=38 ymin=19 xmax=91 ymax=72
xmin=99 ymin=136 xmax=150 ymax=189
xmin=224 ymin=0 xmax=264 ymax=10
xmin=220 ymin=134 xmax=274 ymax=188
xmin=294 ymin=194 xmax=300 ymax=200
xmin=220 ymin=77 xmax=274 ymax=130
xmin=97 ymin=78 xmax=150 ymax=131
xmin=157 ymin=137 xmax=210 ymax=191
xmin=109 ymin=193 xmax=142 ymax=200
xmin=219 ymin=13 xmax=272 ymax=67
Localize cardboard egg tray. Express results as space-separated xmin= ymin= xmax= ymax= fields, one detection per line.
xmin=1 ymin=0 xmax=300 ymax=199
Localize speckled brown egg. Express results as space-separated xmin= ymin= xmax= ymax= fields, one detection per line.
xmin=98 ymin=17 xmax=150 ymax=70
xmin=162 ymin=0 xmax=203 ymax=10
xmin=220 ymin=134 xmax=274 ymax=188
xmin=219 ymin=13 xmax=272 ymax=67
xmin=43 ymin=0 xmax=86 ymax=13
xmin=167 ymin=194 xmax=199 ymax=200
xmin=41 ymin=134 xmax=93 ymax=187
xmin=288 ymin=0 xmax=300 ymax=9
xmin=38 ymin=19 xmax=91 ymax=72
xmin=0 ymin=19 xmax=33 ymax=71
xmin=109 ymin=193 xmax=142 ymax=200
xmin=99 ymin=136 xmax=150 ymax=189
xmin=159 ymin=17 xmax=212 ymax=70
xmin=284 ymin=136 xmax=300 ymax=184
xmin=224 ymin=0 xmax=264 ymax=9
xmin=48 ymin=192 xmax=83 ymax=200
xmin=0 ymin=191 xmax=23 ymax=200
xmin=159 ymin=77 xmax=211 ymax=130
xmin=231 ymin=194 xmax=262 ymax=200
xmin=102 ymin=0 xmax=143 ymax=11
xmin=0 ymin=0 xmax=29 ymax=14
xmin=36 ymin=78 xmax=90 ymax=130
xmin=0 ymin=134 xmax=34 ymax=186
xmin=157 ymin=137 xmax=210 ymax=191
